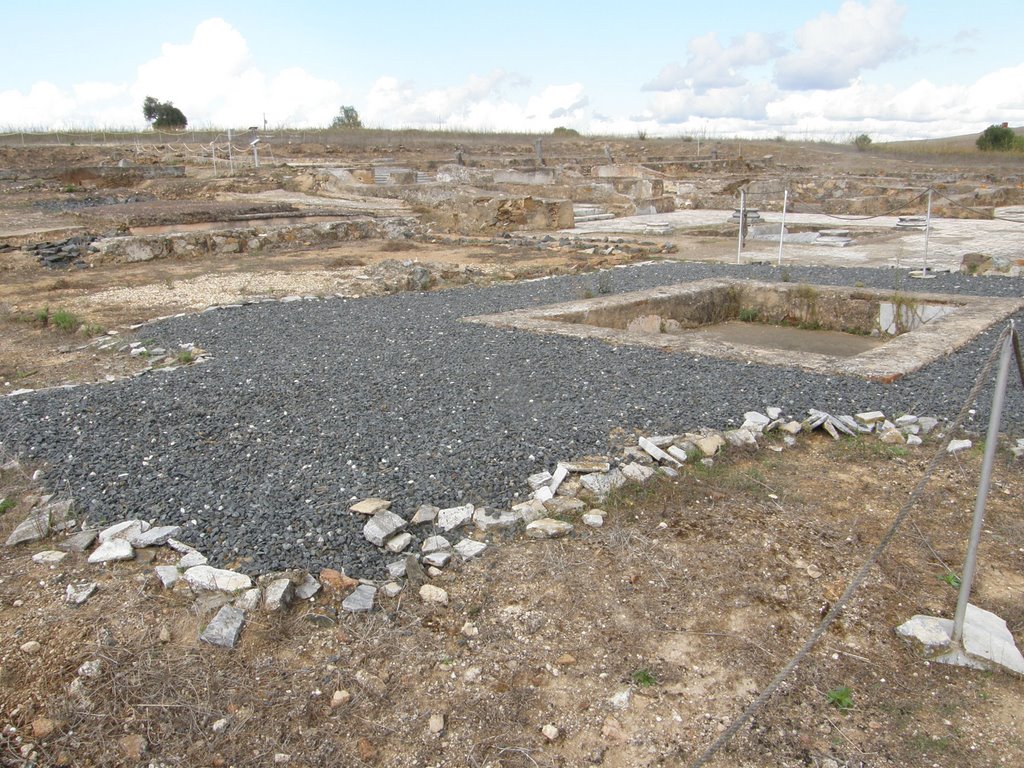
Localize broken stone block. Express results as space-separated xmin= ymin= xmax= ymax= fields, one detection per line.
xmin=5 ymin=509 xmax=52 ymax=547
xmin=454 ymin=539 xmax=487 ymax=561
xmin=381 ymin=582 xmax=402 ymax=598
xmin=184 ymin=565 xmax=253 ymax=593
xmin=155 ymin=565 xmax=180 ymax=588
xmin=742 ymin=411 xmax=771 ymax=432
xmin=532 ymin=485 xmax=554 ymax=503
xmin=98 ymin=520 xmax=150 ymax=544
xmin=88 ymin=539 xmax=135 ymax=564
xmin=32 ymin=550 xmax=67 ymax=565
xmin=178 ymin=550 xmax=208 ymax=569
xmin=473 ymin=507 xmax=518 ymax=531
xmin=638 ymin=436 xmax=681 ymax=466
xmin=582 ymin=513 xmax=605 ymax=527
xmin=423 ymin=551 xmax=452 ymax=568
xmin=879 ymin=428 xmax=905 ymax=445
xmin=621 ymin=462 xmax=656 ymax=483
xmin=386 ymin=559 xmax=407 ymax=579
xmin=342 ymin=584 xmax=377 ymax=613
xmin=410 ymin=505 xmax=439 ymax=525
xmin=437 ymin=504 xmax=474 ymax=531
xmin=724 ymin=428 xmax=758 ymax=449
xmin=548 ymin=464 xmax=569 ymax=494
xmin=906 ymin=434 xmax=923 ymax=447
xmin=511 ymin=499 xmax=547 ymax=523
xmin=779 ymin=421 xmax=802 ymax=435
xmin=294 ymin=574 xmax=321 ymax=600
xmin=349 ymin=498 xmax=391 ymax=516
xmin=234 ymin=588 xmax=262 ymax=612
xmin=560 ymin=459 xmax=612 ymax=474
xmin=918 ymin=416 xmax=939 ymax=435
xmin=894 ymin=415 xmax=918 ymax=427
xmin=695 ymin=434 xmax=726 ymax=456
xmin=544 ymin=497 xmax=586 ymax=515
xmin=766 ymin=407 xmax=782 ymax=420
xmin=65 ymin=582 xmax=98 ymax=606
xmin=419 ymin=584 xmax=448 ymax=605
xmin=526 ymin=471 xmax=553 ymax=490
xmin=201 ymin=605 xmax=245 ymax=648
xmin=385 ymin=532 xmax=413 ymax=553
xmin=525 ymin=518 xmax=574 ymax=539
xmin=855 ymin=411 xmax=886 ymax=426
xmin=667 ymin=445 xmax=688 ymax=464
xmin=263 ymin=579 xmax=295 ymax=612
xmin=947 ymin=439 xmax=972 ymax=454
xmin=363 ymin=509 xmax=406 ymax=547
xmin=128 ymin=525 xmax=182 ymax=548
xmin=580 ymin=468 xmax=627 ymax=499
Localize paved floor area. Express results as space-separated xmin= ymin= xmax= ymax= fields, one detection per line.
xmin=565 ymin=208 xmax=1024 ymax=272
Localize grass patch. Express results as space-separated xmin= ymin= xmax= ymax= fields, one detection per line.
xmin=176 ymin=349 xmax=196 ymax=365
xmin=827 ymin=685 xmax=854 ymax=711
xmin=738 ymin=307 xmax=760 ymax=322
xmin=0 ymin=498 xmax=13 ymax=515
xmin=632 ymin=668 xmax=658 ymax=687
xmin=50 ymin=309 xmax=80 ymax=333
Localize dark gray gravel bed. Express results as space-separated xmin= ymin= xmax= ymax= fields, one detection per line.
xmin=1 ymin=262 xmax=1021 ymax=578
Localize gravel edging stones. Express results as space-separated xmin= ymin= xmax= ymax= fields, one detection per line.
xmin=1 ymin=262 xmax=1021 ymax=578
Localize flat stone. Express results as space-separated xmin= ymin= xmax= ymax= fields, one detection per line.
xmin=948 ymin=439 xmax=972 ymax=454
xmin=320 ymin=568 xmax=359 ymax=591
xmin=386 ymin=559 xmax=407 ymax=579
xmin=896 ymin=604 xmax=1024 ymax=674
xmin=32 ymin=550 xmax=67 ymax=565
xmin=644 ymin=435 xmax=677 ymax=448
xmin=473 ymin=506 xmax=518 ymax=530
xmin=98 ymin=519 xmax=150 ymax=544
xmin=779 ymin=420 xmax=802 ymax=435
xmin=178 ymin=550 xmax=208 ymax=569
xmin=638 ymin=436 xmax=681 ymax=466
xmin=423 ymin=551 xmax=452 ymax=568
xmin=419 ymin=584 xmax=449 ymax=605
xmin=342 ymin=584 xmax=377 ymax=612
xmin=743 ymin=411 xmax=771 ymax=429
xmin=437 ymin=504 xmax=474 ymax=531
xmin=410 ymin=504 xmax=439 ymax=525
xmin=422 ymin=535 xmax=452 ymax=554
xmin=154 ymin=565 xmax=180 ymax=588
xmin=766 ymin=407 xmax=782 ymax=420
xmin=65 ymin=582 xmax=98 ymax=605
xmin=5 ymin=510 xmax=51 ymax=546
xmin=560 ymin=459 xmax=612 ymax=473
xmin=512 ymin=498 xmax=548 ymax=523
xmin=532 ymin=485 xmax=554 ymax=503
xmin=582 ymin=513 xmax=605 ymax=527
xmin=621 ymin=462 xmax=656 ymax=483
xmin=263 ymin=578 xmax=295 ymax=611
xmin=454 ymin=539 xmax=487 ymax=561
xmin=184 ymin=565 xmax=253 ymax=593
xmin=548 ymin=464 xmax=569 ymax=494
xmin=695 ymin=434 xmax=726 ymax=456
xmin=349 ymin=498 xmax=391 ymax=516
xmin=200 ymin=605 xmax=245 ymax=648
xmin=88 ymin=539 xmax=135 ymax=564
xmin=526 ymin=471 xmax=553 ymax=490
xmin=855 ymin=411 xmax=886 ymax=425
xmin=894 ymin=415 xmax=919 ymax=427
xmin=543 ymin=497 xmax=586 ymax=515
xmin=525 ymin=518 xmax=574 ymax=539
xmin=166 ymin=538 xmax=197 ymax=554
xmin=363 ymin=509 xmax=406 ymax=547
xmin=385 ymin=531 xmax=413 ymax=553
xmin=906 ymin=434 xmax=923 ymax=447
xmin=234 ymin=588 xmax=262 ymax=612
xmin=918 ymin=417 xmax=939 ymax=434
xmin=666 ymin=445 xmax=688 ymax=463
xmin=381 ymin=582 xmax=403 ymax=598
xmin=128 ymin=525 xmax=182 ymax=548
xmin=58 ymin=529 xmax=98 ymax=552
xmin=294 ymin=574 xmax=321 ymax=600
xmin=580 ymin=468 xmax=627 ymax=499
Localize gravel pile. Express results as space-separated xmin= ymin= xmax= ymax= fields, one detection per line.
xmin=1 ymin=262 xmax=1021 ymax=578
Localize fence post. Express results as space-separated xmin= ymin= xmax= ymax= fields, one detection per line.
xmin=777 ymin=189 xmax=788 ymax=267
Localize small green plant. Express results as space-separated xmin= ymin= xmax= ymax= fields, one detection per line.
xmin=940 ymin=572 xmax=962 ymax=588
xmin=827 ymin=686 xmax=854 ymax=711
xmin=738 ymin=307 xmax=760 ymax=322
xmin=780 ymin=266 xmax=793 ymax=282
xmin=50 ymin=309 xmax=80 ymax=333
xmin=80 ymin=323 xmax=106 ymax=337
xmin=176 ymin=349 xmax=196 ymax=365
xmin=632 ymin=668 xmax=657 ymax=687
xmin=33 ymin=306 xmax=50 ymax=327
xmin=596 ymin=272 xmax=612 ymax=295
xmin=0 ymin=497 xmax=14 ymax=514
xmin=853 ymin=133 xmax=872 ymax=151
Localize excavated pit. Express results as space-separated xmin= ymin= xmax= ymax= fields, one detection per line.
xmin=467 ymin=278 xmax=1023 ymax=381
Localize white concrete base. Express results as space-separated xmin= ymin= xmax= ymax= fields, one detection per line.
xmin=896 ymin=603 xmax=1024 ymax=674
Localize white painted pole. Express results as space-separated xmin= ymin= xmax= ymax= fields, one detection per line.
xmin=923 ymin=188 xmax=932 ymax=274
xmin=777 ymin=189 xmax=788 ymax=267
xmin=949 ymin=321 xmax=1015 ymax=649
xmin=228 ymin=129 xmax=234 ymax=174
xmin=737 ymin=189 xmax=745 ymax=264
xmin=212 ymin=144 xmax=217 ymax=176
xmin=253 ymin=143 xmax=259 ymax=169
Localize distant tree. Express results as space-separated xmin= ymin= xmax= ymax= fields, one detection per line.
xmin=976 ymin=124 xmax=1018 ymax=151
xmin=143 ymin=96 xmax=187 ymax=129
xmin=552 ymin=126 xmax=580 ymax=137
xmin=853 ymin=133 xmax=872 ymax=151
xmin=331 ymin=106 xmax=363 ymax=129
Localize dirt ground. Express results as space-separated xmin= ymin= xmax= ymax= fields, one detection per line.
xmin=2 ymin=436 xmax=1023 ymax=767
xmin=1 ymin=136 xmax=1022 ymax=767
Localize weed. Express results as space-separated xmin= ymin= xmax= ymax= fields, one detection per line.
xmin=380 ymin=240 xmax=417 ymax=252
xmin=596 ymin=271 xmax=612 ymax=295
xmin=827 ymin=686 xmax=854 ymax=711
xmin=632 ymin=668 xmax=657 ymax=687
xmin=739 ymin=307 xmax=760 ymax=322
xmin=0 ymin=498 xmax=13 ymax=514
xmin=636 ymin=130 xmax=648 ymax=141
xmin=80 ymin=323 xmax=106 ymax=337
xmin=176 ymin=349 xmax=196 ymax=365
xmin=33 ymin=307 xmax=50 ymax=327
xmin=780 ymin=266 xmax=793 ymax=282
xmin=50 ymin=309 xmax=80 ymax=333
xmin=940 ymin=572 xmax=962 ymax=588
xmin=47 ymin=278 xmax=72 ymax=292
xmin=578 ymin=287 xmax=596 ymax=300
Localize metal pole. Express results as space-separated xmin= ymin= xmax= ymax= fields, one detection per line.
xmin=228 ymin=129 xmax=234 ymax=174
xmin=777 ymin=189 xmax=788 ymax=267
xmin=923 ymin=189 xmax=932 ymax=274
xmin=737 ymin=189 xmax=745 ymax=264
xmin=950 ymin=321 xmax=1015 ymax=648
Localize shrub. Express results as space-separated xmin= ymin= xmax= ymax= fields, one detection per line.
xmin=853 ymin=133 xmax=872 ymax=151
xmin=50 ymin=309 xmax=80 ymax=333
xmin=553 ymin=126 xmax=580 ymax=137
xmin=976 ymin=124 xmax=1019 ymax=151
xmin=143 ymin=96 xmax=187 ymax=129
xmin=331 ymin=106 xmax=362 ymax=130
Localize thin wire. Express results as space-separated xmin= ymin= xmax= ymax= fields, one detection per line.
xmin=929 ymin=188 xmax=1024 ymax=225
xmin=689 ymin=323 xmax=1013 ymax=768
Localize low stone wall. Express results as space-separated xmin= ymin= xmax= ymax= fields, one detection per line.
xmin=91 ymin=216 xmax=416 ymax=264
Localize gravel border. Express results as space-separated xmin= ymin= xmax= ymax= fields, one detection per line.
xmin=1 ymin=262 xmax=1021 ymax=578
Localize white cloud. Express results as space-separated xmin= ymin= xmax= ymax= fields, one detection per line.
xmin=365 ymin=72 xmax=589 ymax=132
xmin=774 ymin=0 xmax=914 ymax=90
xmin=645 ymin=32 xmax=781 ymax=93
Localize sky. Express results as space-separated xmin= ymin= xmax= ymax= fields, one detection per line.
xmin=2 ymin=0 xmax=1022 ymax=141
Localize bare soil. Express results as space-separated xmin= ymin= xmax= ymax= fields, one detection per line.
xmin=1 ymin=438 xmax=1022 ymax=767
